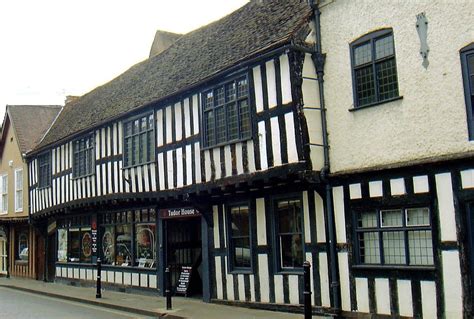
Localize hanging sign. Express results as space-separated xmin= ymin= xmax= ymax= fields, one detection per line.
xmin=159 ymin=208 xmax=201 ymax=219
xmin=91 ymin=216 xmax=98 ymax=254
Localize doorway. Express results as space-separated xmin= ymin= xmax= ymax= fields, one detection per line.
xmin=46 ymin=233 xmax=56 ymax=282
xmin=36 ymin=235 xmax=45 ymax=281
xmin=165 ymin=218 xmax=202 ymax=296
xmin=0 ymin=234 xmax=6 ymax=274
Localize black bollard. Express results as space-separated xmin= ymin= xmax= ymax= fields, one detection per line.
xmin=303 ymin=261 xmax=312 ymax=319
xmin=96 ymin=258 xmax=102 ymax=299
xmin=165 ymin=267 xmax=172 ymax=310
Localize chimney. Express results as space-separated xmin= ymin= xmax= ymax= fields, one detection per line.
xmin=65 ymin=95 xmax=79 ymax=105
xmin=149 ymin=30 xmax=182 ymax=58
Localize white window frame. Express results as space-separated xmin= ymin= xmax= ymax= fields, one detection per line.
xmin=14 ymin=168 xmax=23 ymax=212
xmin=0 ymin=175 xmax=7 ymax=214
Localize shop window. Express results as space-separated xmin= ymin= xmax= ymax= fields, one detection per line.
xmin=0 ymin=175 xmax=7 ymax=214
xmin=57 ymin=228 xmax=68 ymax=262
xmin=350 ymin=29 xmax=399 ymax=108
xmin=355 ymin=207 xmax=434 ymax=266
xmin=227 ymin=204 xmax=251 ymax=270
xmin=73 ymin=134 xmax=95 ymax=178
xmin=56 ymin=216 xmax=92 ymax=263
xmin=16 ymin=230 xmax=28 ymax=261
xmin=275 ymin=198 xmax=304 ymax=270
xmin=123 ymin=114 xmax=155 ymax=168
xmin=14 ymin=169 xmax=22 ymax=212
xmin=202 ymin=76 xmax=251 ymax=148
xmin=38 ymin=152 xmax=51 ymax=188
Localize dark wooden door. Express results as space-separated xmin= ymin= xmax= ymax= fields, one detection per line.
xmin=36 ymin=235 xmax=45 ymax=281
xmin=47 ymin=233 xmax=56 ymax=281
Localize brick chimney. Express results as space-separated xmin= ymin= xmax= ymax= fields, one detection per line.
xmin=149 ymin=30 xmax=182 ymax=58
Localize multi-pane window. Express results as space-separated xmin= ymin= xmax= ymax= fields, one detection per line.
xmin=73 ymin=135 xmax=94 ymax=178
xmin=202 ymin=76 xmax=251 ymax=147
xmin=38 ymin=152 xmax=51 ymax=188
xmin=351 ymin=29 xmax=399 ymax=108
xmin=17 ymin=230 xmax=28 ymax=261
xmin=14 ymin=169 xmax=23 ymax=212
xmin=356 ymin=207 xmax=433 ymax=266
xmin=228 ymin=205 xmax=251 ymax=269
xmin=461 ymin=44 xmax=474 ymax=140
xmin=57 ymin=216 xmax=92 ymax=263
xmin=123 ymin=114 xmax=155 ymax=167
xmin=276 ymin=198 xmax=303 ymax=269
xmin=0 ymin=175 xmax=7 ymax=213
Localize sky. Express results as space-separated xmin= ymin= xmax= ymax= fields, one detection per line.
xmin=0 ymin=0 xmax=249 ymax=120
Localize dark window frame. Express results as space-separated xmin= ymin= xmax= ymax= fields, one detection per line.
xmin=122 ymin=112 xmax=155 ymax=168
xmin=37 ymin=151 xmax=52 ymax=189
xmin=56 ymin=215 xmax=92 ymax=264
xmin=72 ymin=133 xmax=95 ymax=179
xmin=226 ymin=202 xmax=253 ymax=273
xmin=272 ymin=194 xmax=305 ymax=274
xmin=353 ymin=206 xmax=434 ymax=267
xmin=201 ymin=74 xmax=252 ymax=149
xmin=350 ymin=28 xmax=400 ymax=109
xmin=461 ymin=43 xmax=474 ymax=140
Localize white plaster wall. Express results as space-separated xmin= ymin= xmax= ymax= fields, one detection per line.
xmin=320 ymin=0 xmax=474 ymax=173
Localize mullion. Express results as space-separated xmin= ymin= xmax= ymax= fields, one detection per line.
xmin=371 ymin=38 xmax=380 ymax=103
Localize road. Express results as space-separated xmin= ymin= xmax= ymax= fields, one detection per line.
xmin=0 ymin=287 xmax=152 ymax=319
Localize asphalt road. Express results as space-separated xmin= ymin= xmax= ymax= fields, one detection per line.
xmin=0 ymin=287 xmax=152 ymax=319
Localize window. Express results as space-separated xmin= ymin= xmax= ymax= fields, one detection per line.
xmin=461 ymin=43 xmax=474 ymax=140
xmin=14 ymin=169 xmax=22 ymax=212
xmin=123 ymin=114 xmax=155 ymax=167
xmin=351 ymin=29 xmax=399 ymax=108
xmin=202 ymin=76 xmax=251 ymax=147
xmin=0 ymin=175 xmax=7 ymax=214
xmin=355 ymin=207 xmax=433 ymax=266
xmin=17 ymin=230 xmax=28 ymax=261
xmin=38 ymin=152 xmax=51 ymax=188
xmin=73 ymin=135 xmax=94 ymax=178
xmin=57 ymin=216 xmax=92 ymax=263
xmin=275 ymin=198 xmax=303 ymax=269
xmin=227 ymin=205 xmax=251 ymax=270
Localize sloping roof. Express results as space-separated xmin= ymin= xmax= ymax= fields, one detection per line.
xmin=37 ymin=0 xmax=312 ymax=149
xmin=5 ymin=105 xmax=62 ymax=154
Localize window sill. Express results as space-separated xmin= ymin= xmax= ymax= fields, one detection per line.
xmin=276 ymin=268 xmax=304 ymax=275
xmin=351 ymin=264 xmax=435 ymax=271
xmin=349 ymin=96 xmax=403 ymax=112
xmin=201 ymin=136 xmax=252 ymax=151
xmin=228 ymin=269 xmax=254 ymax=275
xmin=14 ymin=260 xmax=28 ymax=265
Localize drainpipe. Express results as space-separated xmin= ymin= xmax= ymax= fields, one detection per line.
xmin=309 ymin=0 xmax=341 ymax=314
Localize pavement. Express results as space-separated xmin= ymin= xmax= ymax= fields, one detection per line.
xmin=0 ymin=277 xmax=330 ymax=319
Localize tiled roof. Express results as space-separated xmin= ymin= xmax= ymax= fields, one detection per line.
xmin=37 ymin=0 xmax=311 ymax=149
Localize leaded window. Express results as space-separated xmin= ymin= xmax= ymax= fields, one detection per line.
xmin=73 ymin=134 xmax=94 ymax=178
xmin=276 ymin=198 xmax=303 ymax=269
xmin=351 ymin=29 xmax=399 ymax=108
xmin=202 ymin=76 xmax=251 ymax=147
xmin=356 ymin=207 xmax=434 ymax=266
xmin=38 ymin=152 xmax=51 ymax=188
xmin=461 ymin=43 xmax=474 ymax=140
xmin=228 ymin=205 xmax=251 ymax=269
xmin=123 ymin=114 xmax=155 ymax=167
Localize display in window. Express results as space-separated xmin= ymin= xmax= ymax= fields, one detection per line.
xmin=101 ymin=226 xmax=115 ymax=265
xmin=81 ymin=228 xmax=92 ymax=263
xmin=69 ymin=228 xmax=80 ymax=262
xmin=57 ymin=229 xmax=68 ymax=262
xmin=135 ymin=224 xmax=156 ymax=267
xmin=116 ymin=224 xmax=132 ymax=266
xmin=18 ymin=232 xmax=28 ymax=261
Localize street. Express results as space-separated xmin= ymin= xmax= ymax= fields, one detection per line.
xmin=0 ymin=287 xmax=151 ymax=319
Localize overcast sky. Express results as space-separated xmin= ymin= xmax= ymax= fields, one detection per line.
xmin=0 ymin=0 xmax=249 ymax=119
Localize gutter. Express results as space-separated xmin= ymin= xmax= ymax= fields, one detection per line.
xmin=309 ymin=0 xmax=341 ymax=314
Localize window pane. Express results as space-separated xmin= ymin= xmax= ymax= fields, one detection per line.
xmin=226 ymin=82 xmax=236 ymax=102
xmin=81 ymin=228 xmax=92 ymax=263
xmin=381 ymin=209 xmax=403 ymax=227
xmin=237 ymin=78 xmax=248 ymax=98
xmin=375 ymin=34 xmax=394 ymax=59
xmin=358 ymin=211 xmax=378 ymax=228
xmin=116 ymin=224 xmax=132 ymax=266
xmin=135 ymin=224 xmax=156 ymax=267
xmin=355 ymin=66 xmax=376 ymax=106
xmin=57 ymin=229 xmax=68 ymax=262
xmin=18 ymin=232 xmax=28 ymax=261
xmin=239 ymin=100 xmax=251 ymax=138
xmin=280 ymin=234 xmax=303 ymax=268
xmin=383 ymin=231 xmax=406 ymax=264
xmin=277 ymin=199 xmax=302 ymax=233
xmin=408 ymin=230 xmax=433 ymax=265
xmin=215 ymin=107 xmax=226 ymax=144
xmin=376 ymin=58 xmax=399 ymax=101
xmin=205 ymin=111 xmax=215 ymax=145
xmin=354 ymin=42 xmax=372 ymax=66
xmin=204 ymin=91 xmax=214 ymax=110
xmin=358 ymin=231 xmax=380 ymax=264
xmin=406 ymin=208 xmax=430 ymax=226
xmin=69 ymin=228 xmax=81 ymax=262
xmin=101 ymin=225 xmax=115 ymax=265
xmin=233 ymin=237 xmax=251 ymax=267
xmin=230 ymin=206 xmax=249 ymax=237
xmin=227 ymin=103 xmax=238 ymax=140
xmin=216 ymin=87 xmax=225 ymax=106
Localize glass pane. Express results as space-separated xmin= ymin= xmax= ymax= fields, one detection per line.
xmin=116 ymin=224 xmax=132 ymax=266
xmin=233 ymin=237 xmax=251 ymax=268
xmin=406 ymin=208 xmax=430 ymax=226
xmin=277 ymin=199 xmax=302 ymax=233
xmin=215 ymin=107 xmax=226 ymax=144
xmin=358 ymin=211 xmax=378 ymax=228
xmin=69 ymin=229 xmax=81 ymax=262
xmin=18 ymin=232 xmax=28 ymax=261
xmin=135 ymin=224 xmax=156 ymax=267
xmin=149 ymin=114 xmax=154 ymax=129
xmin=376 ymin=58 xmax=399 ymax=101
xmin=239 ymin=100 xmax=251 ymax=138
xmin=375 ymin=34 xmax=394 ymax=59
xmin=237 ymin=78 xmax=248 ymax=98
xmin=358 ymin=232 xmax=380 ymax=264
xmin=381 ymin=209 xmax=403 ymax=227
xmin=383 ymin=231 xmax=406 ymax=264
xmin=409 ymin=230 xmax=433 ymax=265
xmin=204 ymin=91 xmax=214 ymax=110
xmin=81 ymin=228 xmax=92 ymax=263
xmin=141 ymin=117 xmax=147 ymax=131
xmin=227 ymin=103 xmax=238 ymax=140
xmin=57 ymin=229 xmax=68 ymax=262
xmin=101 ymin=225 xmax=115 ymax=265
xmin=205 ymin=111 xmax=215 ymax=146
xmin=280 ymin=234 xmax=303 ymax=268
xmin=226 ymin=82 xmax=236 ymax=102
xmin=230 ymin=206 xmax=249 ymax=237
xmin=216 ymin=87 xmax=225 ymax=106
xmin=355 ymin=66 xmax=376 ymax=106
xmin=354 ymin=42 xmax=372 ymax=66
